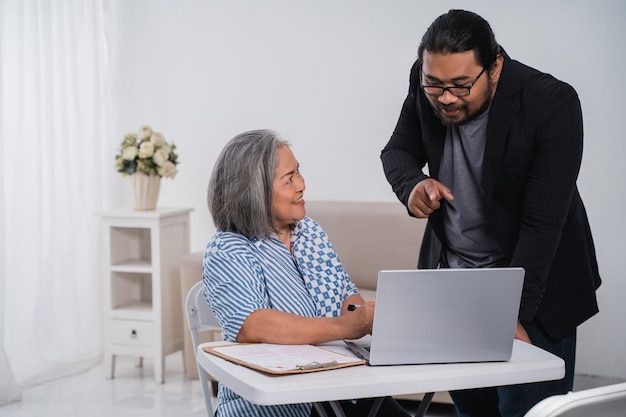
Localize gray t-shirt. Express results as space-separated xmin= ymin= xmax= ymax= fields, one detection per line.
xmin=439 ymin=110 xmax=506 ymax=268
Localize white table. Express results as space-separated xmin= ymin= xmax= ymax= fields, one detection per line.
xmin=198 ymin=340 xmax=564 ymax=416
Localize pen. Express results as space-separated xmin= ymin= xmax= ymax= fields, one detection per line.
xmin=347 ymin=304 xmax=361 ymax=311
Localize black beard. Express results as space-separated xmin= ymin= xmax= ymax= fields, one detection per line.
xmin=432 ymin=81 xmax=495 ymax=126
xmin=432 ymin=95 xmax=492 ymax=126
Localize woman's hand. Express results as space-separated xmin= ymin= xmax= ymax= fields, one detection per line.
xmin=341 ymin=301 xmax=375 ymax=339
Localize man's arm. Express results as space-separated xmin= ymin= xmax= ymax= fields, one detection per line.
xmin=512 ymin=80 xmax=584 ymax=322
xmin=380 ymin=60 xmax=430 ymax=207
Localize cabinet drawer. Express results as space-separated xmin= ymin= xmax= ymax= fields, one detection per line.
xmin=111 ymin=320 xmax=154 ymax=346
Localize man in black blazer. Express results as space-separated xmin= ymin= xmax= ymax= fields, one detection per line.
xmin=381 ymin=9 xmax=601 ymax=417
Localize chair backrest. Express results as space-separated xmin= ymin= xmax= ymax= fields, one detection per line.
xmin=524 ymin=382 xmax=626 ymax=417
xmin=185 ymin=280 xmax=221 ymax=417
xmin=186 ymin=281 xmax=222 ymax=350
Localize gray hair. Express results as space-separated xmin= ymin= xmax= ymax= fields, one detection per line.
xmin=207 ymin=129 xmax=290 ymax=238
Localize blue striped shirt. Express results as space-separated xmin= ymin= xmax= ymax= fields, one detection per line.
xmin=202 ymin=216 xmax=359 ymax=417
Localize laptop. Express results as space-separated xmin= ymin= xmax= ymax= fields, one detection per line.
xmin=345 ymin=268 xmax=524 ymax=365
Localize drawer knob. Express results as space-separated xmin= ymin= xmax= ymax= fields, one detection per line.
xmin=130 ymin=329 xmax=138 ymax=339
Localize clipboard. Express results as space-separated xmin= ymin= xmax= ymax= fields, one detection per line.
xmin=203 ymin=343 xmax=366 ymax=375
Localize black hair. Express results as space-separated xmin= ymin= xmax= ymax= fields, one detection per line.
xmin=418 ymin=9 xmax=501 ymax=69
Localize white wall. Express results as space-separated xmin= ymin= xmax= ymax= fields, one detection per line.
xmin=105 ymin=0 xmax=626 ymax=379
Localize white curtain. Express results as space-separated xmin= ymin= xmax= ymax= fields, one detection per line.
xmin=0 ymin=0 xmax=108 ymax=402
xmin=0 ymin=35 xmax=21 ymax=402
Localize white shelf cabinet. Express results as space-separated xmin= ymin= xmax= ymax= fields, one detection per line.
xmin=100 ymin=207 xmax=193 ymax=383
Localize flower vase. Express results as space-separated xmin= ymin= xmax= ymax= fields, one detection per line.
xmin=131 ymin=172 xmax=161 ymax=210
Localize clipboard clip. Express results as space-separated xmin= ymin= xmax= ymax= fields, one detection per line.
xmin=295 ymin=360 xmax=338 ymax=370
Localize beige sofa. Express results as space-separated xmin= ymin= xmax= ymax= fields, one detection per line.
xmin=179 ymin=200 xmax=451 ymax=404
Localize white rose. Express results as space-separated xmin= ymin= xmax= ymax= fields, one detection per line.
xmin=159 ymin=161 xmax=177 ymax=178
xmin=122 ymin=146 xmax=138 ymax=160
xmin=150 ymin=132 xmax=166 ymax=147
xmin=138 ymin=141 xmax=155 ymax=158
xmin=139 ymin=125 xmax=153 ymax=139
xmin=153 ymin=148 xmax=169 ymax=166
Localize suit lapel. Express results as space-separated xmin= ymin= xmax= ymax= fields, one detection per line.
xmin=483 ymin=58 xmax=520 ymax=208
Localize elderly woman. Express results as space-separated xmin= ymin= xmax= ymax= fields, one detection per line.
xmin=203 ymin=130 xmax=410 ymax=417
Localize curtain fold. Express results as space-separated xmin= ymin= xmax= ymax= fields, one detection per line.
xmin=0 ymin=6 xmax=21 ymax=400
xmin=1 ymin=0 xmax=108 ymax=397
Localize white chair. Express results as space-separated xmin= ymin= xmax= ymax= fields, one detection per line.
xmin=524 ymin=382 xmax=626 ymax=417
xmin=186 ymin=281 xmax=222 ymax=417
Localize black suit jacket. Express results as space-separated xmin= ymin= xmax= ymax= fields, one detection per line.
xmin=381 ymin=53 xmax=601 ymax=340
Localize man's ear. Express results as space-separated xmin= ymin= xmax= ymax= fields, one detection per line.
xmin=490 ymin=54 xmax=504 ymax=82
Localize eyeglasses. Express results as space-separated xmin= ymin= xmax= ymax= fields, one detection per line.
xmin=421 ymin=67 xmax=486 ymax=97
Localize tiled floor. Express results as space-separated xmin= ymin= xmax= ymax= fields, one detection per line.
xmin=1 ymin=353 xmax=207 ymax=417
xmin=1 ymin=352 xmax=624 ymax=417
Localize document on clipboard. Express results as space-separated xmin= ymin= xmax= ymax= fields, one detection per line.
xmin=203 ymin=343 xmax=366 ymax=374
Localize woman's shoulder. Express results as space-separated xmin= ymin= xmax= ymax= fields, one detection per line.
xmin=205 ymin=231 xmax=257 ymax=256
xmin=295 ymin=216 xmax=325 ymax=234
xmin=294 ymin=216 xmax=333 ymax=245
